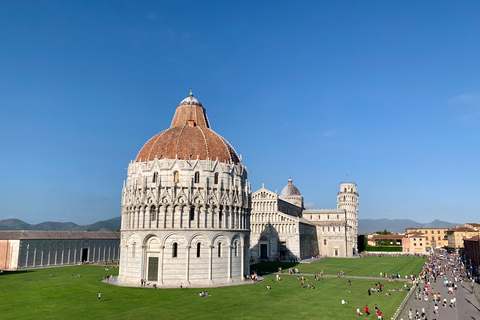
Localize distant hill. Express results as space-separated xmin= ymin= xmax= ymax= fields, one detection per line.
xmin=0 ymin=217 xmax=121 ymax=232
xmin=0 ymin=216 xmax=460 ymax=234
xmin=359 ymin=218 xmax=458 ymax=234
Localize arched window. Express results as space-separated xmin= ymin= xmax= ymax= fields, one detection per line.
xmin=152 ymin=172 xmax=158 ymax=183
xmin=194 ymin=172 xmax=200 ymax=183
xmin=234 ymin=241 xmax=238 ymax=257
xmin=218 ymin=243 xmax=222 ymax=257
xmin=173 ymin=171 xmax=179 ymax=183
xmin=172 ymin=243 xmax=178 ymax=258
xmin=150 ymin=206 xmax=156 ymax=221
xmin=196 ymin=243 xmax=201 ymax=258
xmin=214 ymin=172 xmax=219 ymax=184
xmin=190 ymin=207 xmax=195 ymax=221
xmin=323 ymin=239 xmax=327 ymax=246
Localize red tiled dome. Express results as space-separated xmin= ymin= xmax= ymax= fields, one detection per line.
xmin=136 ymin=93 xmax=240 ymax=164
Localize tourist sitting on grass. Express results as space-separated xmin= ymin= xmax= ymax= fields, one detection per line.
xmin=265 ymin=285 xmax=271 ymax=290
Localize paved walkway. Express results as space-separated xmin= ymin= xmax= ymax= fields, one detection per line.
xmin=398 ymin=260 xmax=480 ymax=320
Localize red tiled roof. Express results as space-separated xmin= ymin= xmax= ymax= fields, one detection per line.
xmin=0 ymin=230 xmax=120 ymax=240
xmin=371 ymin=235 xmax=405 ymax=240
xmin=448 ymin=227 xmax=477 ymax=232
xmin=136 ymin=94 xmax=240 ymax=164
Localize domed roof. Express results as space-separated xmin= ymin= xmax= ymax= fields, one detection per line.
xmin=280 ymin=178 xmax=301 ymax=196
xmin=136 ymin=92 xmax=240 ymax=164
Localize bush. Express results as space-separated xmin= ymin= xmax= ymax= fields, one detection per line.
xmin=364 ymin=245 xmax=403 ymax=252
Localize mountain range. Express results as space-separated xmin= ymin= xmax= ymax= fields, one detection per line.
xmin=0 ymin=217 xmax=121 ymax=232
xmin=0 ymin=217 xmax=459 ymax=234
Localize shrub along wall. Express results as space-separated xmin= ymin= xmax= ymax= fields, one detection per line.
xmin=365 ymin=246 xmax=403 ymax=252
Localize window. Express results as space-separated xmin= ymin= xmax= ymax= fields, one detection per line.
xmin=234 ymin=241 xmax=238 ymax=257
xmin=152 ymin=172 xmax=158 ymax=183
xmin=190 ymin=207 xmax=195 ymax=221
xmin=323 ymin=239 xmax=327 ymax=245
xmin=151 ymin=206 xmax=156 ymax=221
xmin=197 ymin=243 xmax=201 ymax=258
xmin=437 ymin=230 xmax=440 ymax=234
xmin=431 ymin=231 xmax=434 ymax=234
xmin=337 ymin=215 xmax=339 ymax=219
xmin=438 ymin=237 xmax=441 ymax=240
xmin=327 ymin=215 xmax=329 ymax=219
xmin=214 ymin=172 xmax=219 ymax=184
xmin=194 ymin=172 xmax=200 ymax=183
xmin=414 ymin=243 xmax=416 ymax=246
xmin=172 ymin=243 xmax=178 ymax=258
xmin=173 ymin=171 xmax=179 ymax=183
xmin=218 ymin=243 xmax=222 ymax=257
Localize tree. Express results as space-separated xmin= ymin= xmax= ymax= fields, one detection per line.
xmin=375 ymin=230 xmax=392 ymax=235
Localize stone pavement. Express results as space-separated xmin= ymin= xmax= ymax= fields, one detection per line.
xmin=398 ymin=261 xmax=480 ymax=320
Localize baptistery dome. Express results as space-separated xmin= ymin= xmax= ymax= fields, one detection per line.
xmin=136 ymin=92 xmax=240 ymax=164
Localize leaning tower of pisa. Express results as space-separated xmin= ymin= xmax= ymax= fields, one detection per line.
xmin=337 ymin=182 xmax=359 ymax=255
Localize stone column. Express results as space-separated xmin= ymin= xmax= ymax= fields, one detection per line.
xmin=161 ymin=206 xmax=166 ymax=229
xmin=185 ymin=245 xmax=191 ymax=284
xmin=228 ymin=244 xmax=232 ymax=282
xmin=208 ymin=245 xmax=213 ymax=283
xmin=33 ymin=246 xmax=37 ymax=267
xmin=145 ymin=206 xmax=151 ymax=229
xmin=139 ymin=207 xmax=145 ymax=229
xmin=25 ymin=244 xmax=29 ymax=267
xmin=159 ymin=245 xmax=164 ymax=285
xmin=241 ymin=244 xmax=245 ymax=280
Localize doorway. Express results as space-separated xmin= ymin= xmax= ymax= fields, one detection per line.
xmin=260 ymin=244 xmax=268 ymax=258
xmin=148 ymin=257 xmax=159 ymax=281
xmin=81 ymin=248 xmax=89 ymax=262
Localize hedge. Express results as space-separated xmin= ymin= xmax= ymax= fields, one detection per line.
xmin=364 ymin=245 xmax=403 ymax=252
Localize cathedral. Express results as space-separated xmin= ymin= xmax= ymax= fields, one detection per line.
xmin=118 ymin=92 xmax=358 ymax=288
xmin=249 ymin=179 xmax=358 ymax=260
xmin=118 ymin=92 xmax=252 ymax=287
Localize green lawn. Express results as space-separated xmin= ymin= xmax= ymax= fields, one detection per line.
xmin=253 ymin=256 xmax=427 ymax=278
xmin=0 ymin=257 xmax=425 ymax=320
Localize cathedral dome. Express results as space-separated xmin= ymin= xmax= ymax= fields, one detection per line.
xmin=136 ymin=92 xmax=240 ymax=164
xmin=280 ymin=178 xmax=301 ymax=196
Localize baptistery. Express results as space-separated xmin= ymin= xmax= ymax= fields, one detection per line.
xmin=118 ymin=92 xmax=251 ymax=287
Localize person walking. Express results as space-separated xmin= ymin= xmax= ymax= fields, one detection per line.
xmin=98 ymin=291 xmax=102 ymax=302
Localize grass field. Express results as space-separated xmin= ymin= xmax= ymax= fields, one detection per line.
xmin=253 ymin=256 xmax=427 ymax=278
xmin=0 ymin=256 xmax=427 ymax=320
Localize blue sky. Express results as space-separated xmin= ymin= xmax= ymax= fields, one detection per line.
xmin=0 ymin=1 xmax=479 ymax=225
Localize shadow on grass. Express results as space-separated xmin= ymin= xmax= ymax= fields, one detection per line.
xmin=0 ymin=270 xmax=33 ymax=276
xmin=251 ymin=262 xmax=299 ymax=274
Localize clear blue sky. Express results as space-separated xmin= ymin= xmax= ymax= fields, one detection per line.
xmin=1 ymin=1 xmax=479 ymax=225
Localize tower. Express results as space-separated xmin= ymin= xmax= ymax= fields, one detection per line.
xmin=337 ymin=182 xmax=359 ymax=254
